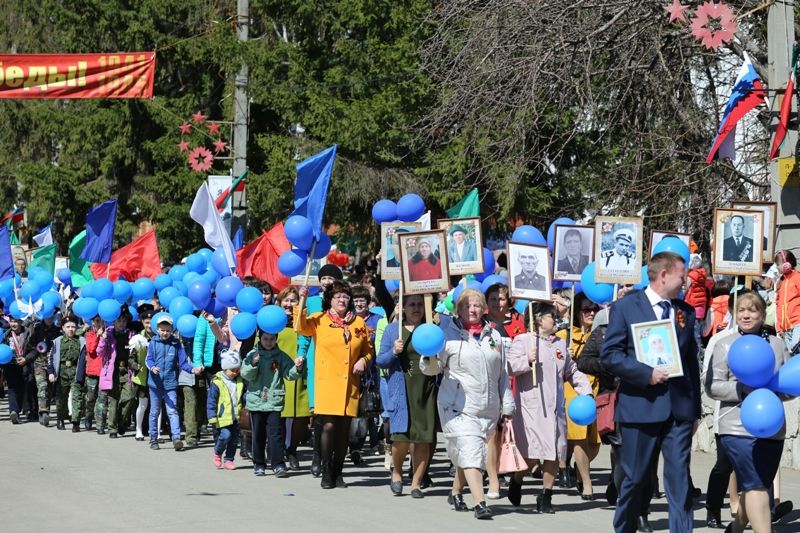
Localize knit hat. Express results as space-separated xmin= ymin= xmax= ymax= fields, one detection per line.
xmin=448 ymin=224 xmax=467 ymax=236
xmin=220 ymin=349 xmax=241 ymax=370
xmin=318 ymin=264 xmax=343 ymax=281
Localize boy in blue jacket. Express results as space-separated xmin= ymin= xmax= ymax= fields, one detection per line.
xmin=207 ymin=349 xmax=245 ymax=470
xmin=145 ymin=315 xmax=195 ymax=451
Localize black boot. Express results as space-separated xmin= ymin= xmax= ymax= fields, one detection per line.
xmin=311 ymin=451 xmax=322 ymax=478
xmin=507 ymin=476 xmax=523 ymax=507
xmin=333 ymin=460 xmax=347 ymax=488
xmin=56 ymin=419 xmax=66 ymax=430
xmin=536 ymin=489 xmax=555 ymax=514
xmin=72 ymin=422 xmax=80 ymax=433
xmin=320 ymin=462 xmax=335 ymax=489
xmin=706 ymin=508 xmax=723 ymax=529
xmin=637 ymin=515 xmax=653 ymax=532
xmin=557 ymin=468 xmax=570 ymax=488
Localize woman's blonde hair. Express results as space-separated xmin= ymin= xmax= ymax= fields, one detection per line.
xmin=456 ymin=288 xmax=487 ymax=313
xmin=736 ymin=291 xmax=766 ymax=317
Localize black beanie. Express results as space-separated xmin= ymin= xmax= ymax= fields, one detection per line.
xmin=318 ymin=264 xmax=343 ymax=281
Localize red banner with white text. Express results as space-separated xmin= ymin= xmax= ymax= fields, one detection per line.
xmin=0 ymin=52 xmax=156 ymax=99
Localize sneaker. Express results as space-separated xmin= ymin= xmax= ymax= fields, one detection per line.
xmin=274 ymin=465 xmax=289 ymax=478
xmin=109 ymin=432 xmax=118 ymax=439
xmin=150 ymin=440 xmax=160 ymax=450
xmin=41 ymin=413 xmax=50 ymax=426
xmin=10 ymin=412 xmax=20 ymax=424
xmin=350 ymin=451 xmax=363 ymax=466
xmin=173 ymin=439 xmax=184 ymax=451
xmin=223 ymin=460 xmax=236 ymax=471
xmin=286 ymin=454 xmax=300 ymax=470
xmin=254 ymin=465 xmax=266 ymax=476
xmin=183 ymin=440 xmax=198 ymax=450
xmin=213 ymin=453 xmax=223 ymax=468
xmin=72 ymin=423 xmax=80 ymax=433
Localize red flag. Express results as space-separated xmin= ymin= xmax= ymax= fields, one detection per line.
xmin=90 ymin=229 xmax=161 ymax=281
xmin=770 ymin=62 xmax=796 ymax=160
xmin=236 ymin=222 xmax=291 ymax=291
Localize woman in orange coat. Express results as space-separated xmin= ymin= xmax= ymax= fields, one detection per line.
xmin=296 ymin=280 xmax=373 ymax=489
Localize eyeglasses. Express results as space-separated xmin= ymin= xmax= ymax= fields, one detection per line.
xmin=333 ymin=294 xmax=351 ymax=301
xmin=581 ymin=307 xmax=599 ymax=314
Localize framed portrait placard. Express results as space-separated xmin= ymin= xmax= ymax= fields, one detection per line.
xmin=631 ymin=319 xmax=683 ymax=378
xmin=712 ymin=208 xmax=764 ymax=276
xmin=649 ymin=230 xmax=691 ymax=260
xmin=553 ymin=225 xmax=594 ymax=282
xmin=731 ymin=201 xmax=777 ymax=263
xmin=290 ymin=257 xmax=328 ymax=287
xmin=594 ymin=216 xmax=643 ymax=285
xmin=437 ymin=217 xmax=484 ymax=276
xmin=398 ymin=230 xmax=451 ymax=296
xmin=507 ymin=242 xmax=552 ymax=302
xmin=380 ymin=221 xmax=422 ymax=280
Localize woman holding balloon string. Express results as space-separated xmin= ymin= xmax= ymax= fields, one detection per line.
xmin=706 ymin=291 xmax=791 ymax=533
xmin=419 ymin=288 xmax=515 ymax=519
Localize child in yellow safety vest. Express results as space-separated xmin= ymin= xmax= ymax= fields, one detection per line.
xmin=207 ymin=349 xmax=245 ymax=470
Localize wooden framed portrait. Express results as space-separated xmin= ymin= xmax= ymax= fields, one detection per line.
xmin=291 ymin=256 xmax=328 ymax=287
xmin=649 ymin=230 xmax=691 ymax=260
xmin=631 ymin=319 xmax=684 ymax=378
xmin=398 ymin=230 xmax=451 ymax=295
xmin=380 ymin=221 xmax=422 ymax=280
xmin=712 ymin=208 xmax=764 ymax=276
xmin=507 ymin=242 xmax=552 ymax=302
xmin=553 ymin=225 xmax=594 ymax=282
xmin=731 ymin=201 xmax=777 ymax=263
xmin=594 ymin=216 xmax=643 ymax=285
xmin=437 ymin=217 xmax=483 ymax=276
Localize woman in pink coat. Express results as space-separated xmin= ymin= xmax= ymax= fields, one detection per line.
xmin=506 ymin=302 xmax=592 ymax=513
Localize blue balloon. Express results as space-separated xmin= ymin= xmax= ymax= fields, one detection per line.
xmin=513 ymin=299 xmax=529 ymax=315
xmin=187 ymin=279 xmax=212 ymax=310
xmin=39 ymin=300 xmax=56 ymax=320
xmin=169 ymin=296 xmax=194 ymax=319
xmin=172 ymin=280 xmax=187 ymax=296
xmin=203 ymin=297 xmax=227 ymax=318
xmin=201 ymin=268 xmax=219 ymax=286
xmin=452 ymin=280 xmax=483 ymax=308
xmin=0 ymin=344 xmax=12 ymax=364
xmin=20 ymin=280 xmax=41 ymax=301
xmin=411 ymin=323 xmax=446 ymax=356
xmin=169 ymin=264 xmax=188 ymax=282
xmin=396 ymin=194 xmax=425 ymax=222
xmin=480 ymin=248 xmax=496 ymax=277
xmin=231 ymin=312 xmax=257 ymax=340
xmin=182 ymin=271 xmax=201 ymax=286
xmin=158 ymin=286 xmax=179 ymax=308
xmin=480 ymin=275 xmax=508 ymax=293
xmin=98 ymin=299 xmax=121 ymax=322
xmin=57 ymin=268 xmax=73 ymax=286
xmin=580 ymin=262 xmax=614 ymax=305
xmin=561 ymin=281 xmax=583 ymax=295
xmin=41 ymin=290 xmax=61 ymax=310
xmin=236 ymin=286 xmax=264 ymax=314
xmin=186 ymin=253 xmax=206 ymax=273
xmin=9 ymin=300 xmax=24 ymax=320
xmin=308 ymin=286 xmax=320 ymax=296
xmin=176 ymin=314 xmax=198 ymax=338
xmin=0 ymin=279 xmax=14 ymax=299
xmin=372 ymin=199 xmax=398 ymax=224
xmin=113 ymin=280 xmax=132 ymax=303
xmin=652 ymin=237 xmax=690 ymax=264
xmin=73 ymin=297 xmax=99 ymax=320
xmin=546 ymin=217 xmax=577 ymax=251
xmin=312 ymin=233 xmax=332 ymax=259
xmin=728 ymin=335 xmax=776 ymax=388
xmin=216 ymin=276 xmax=244 ymax=308
xmin=197 ymin=248 xmax=213 ymax=262
xmin=512 ymin=225 xmax=546 ymax=245
xmin=211 ymin=248 xmax=233 ymax=277
xmin=150 ymin=312 xmax=173 ymax=334
xmin=285 ymin=215 xmax=314 ymax=251
xmin=741 ymin=388 xmax=785 ymax=438
xmin=257 ymin=305 xmax=288 ymax=334
xmin=567 ymin=395 xmax=597 ymax=426
xmin=32 ymin=269 xmax=54 ymax=292
xmin=93 ymin=278 xmax=113 ymax=300
xmin=132 ymin=278 xmax=156 ymax=301
xmin=154 ymin=274 xmax=171 ymax=291
xmin=278 ymin=249 xmax=308 ymax=277
xmin=633 ymin=265 xmax=649 ymax=290
xmin=128 ymin=305 xmax=139 ymax=321
xmin=768 ymin=355 xmax=800 ymax=396
xmin=384 ymin=279 xmax=399 ymax=294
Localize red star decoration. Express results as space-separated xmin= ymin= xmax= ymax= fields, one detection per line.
xmin=690 ymin=1 xmax=737 ymax=50
xmin=179 ymin=122 xmax=191 ymax=135
xmin=213 ymin=138 xmax=227 ymax=153
xmin=207 ymin=121 xmax=220 ymax=135
xmin=665 ymin=0 xmax=689 ymax=23
xmin=188 ymin=146 xmax=214 ymax=172
xmin=178 ymin=139 xmax=189 ymax=152
xmin=191 ymin=111 xmax=206 ymax=125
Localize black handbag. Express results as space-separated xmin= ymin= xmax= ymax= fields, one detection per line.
xmin=358 ymin=377 xmax=382 ymax=418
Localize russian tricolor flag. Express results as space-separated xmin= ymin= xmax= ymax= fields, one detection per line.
xmin=706 ymin=52 xmax=766 ymax=163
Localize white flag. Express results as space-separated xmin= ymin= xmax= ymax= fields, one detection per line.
xmin=416 ymin=211 xmax=431 ymax=231
xmin=190 ymin=182 xmax=237 ymax=274
xmin=32 ymin=225 xmax=53 ymax=247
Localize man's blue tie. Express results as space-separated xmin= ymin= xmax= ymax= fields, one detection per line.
xmin=658 ymin=300 xmax=671 ymax=320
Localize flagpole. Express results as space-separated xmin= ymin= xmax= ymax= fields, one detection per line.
xmin=567 ymin=286 xmax=575 ymax=349
xmin=529 ymin=301 xmax=537 ymax=387
xmin=294 ymin=240 xmax=318 ymax=332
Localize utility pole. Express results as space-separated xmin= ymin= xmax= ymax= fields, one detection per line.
xmin=769 ymin=1 xmax=799 ymax=255
xmin=231 ymin=0 xmax=249 ymax=240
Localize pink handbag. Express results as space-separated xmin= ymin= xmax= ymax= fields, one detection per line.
xmin=497 ymin=421 xmax=527 ymax=474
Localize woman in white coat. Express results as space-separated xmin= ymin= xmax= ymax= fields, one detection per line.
xmin=420 ymin=288 xmax=515 ymax=520
xmin=506 ymin=302 xmax=592 ymax=512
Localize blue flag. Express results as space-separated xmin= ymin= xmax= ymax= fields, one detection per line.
xmin=233 ymin=226 xmax=244 ymax=250
xmin=290 ymin=145 xmax=336 ymax=239
xmin=0 ymin=226 xmax=13 ymax=280
xmin=80 ymin=199 xmax=118 ymax=264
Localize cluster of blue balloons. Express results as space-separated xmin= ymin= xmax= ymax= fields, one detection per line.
xmin=371 ymin=194 xmax=426 ymax=224
xmin=278 ymin=215 xmax=332 ymax=278
xmin=1 ymin=267 xmax=62 ymax=320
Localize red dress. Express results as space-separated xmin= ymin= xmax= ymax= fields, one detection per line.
xmin=408 ymin=258 xmax=440 ymax=281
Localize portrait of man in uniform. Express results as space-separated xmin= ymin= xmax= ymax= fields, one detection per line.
xmin=508 ymin=242 xmax=551 ymax=302
xmin=594 ymin=216 xmax=643 ymax=285
xmin=553 ymin=225 xmax=594 ymax=282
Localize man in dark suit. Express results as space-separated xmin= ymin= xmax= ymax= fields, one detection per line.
xmin=722 ymin=214 xmax=753 ymax=262
xmin=556 ymin=228 xmax=589 ymax=275
xmin=601 ymin=252 xmax=700 ymax=533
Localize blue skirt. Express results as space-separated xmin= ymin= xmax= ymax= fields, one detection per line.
xmin=719 ymin=435 xmax=783 ymax=492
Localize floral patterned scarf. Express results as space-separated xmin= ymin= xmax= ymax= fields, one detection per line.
xmin=327 ymin=309 xmax=356 ymax=343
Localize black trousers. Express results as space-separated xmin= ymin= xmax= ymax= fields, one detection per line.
xmin=250 ymin=410 xmax=285 ymax=470
xmin=3 ymin=365 xmax=25 ymax=415
xmin=705 ymin=434 xmax=734 ymax=513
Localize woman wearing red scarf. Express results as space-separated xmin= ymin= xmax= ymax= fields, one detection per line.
xmin=296 ymin=281 xmax=373 ymax=489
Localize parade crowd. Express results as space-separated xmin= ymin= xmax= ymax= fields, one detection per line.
xmin=1 ymin=244 xmax=798 ymax=533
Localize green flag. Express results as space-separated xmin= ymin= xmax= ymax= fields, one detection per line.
xmin=9 ymin=231 xmax=19 ymax=245
xmin=446 ymin=188 xmax=480 ymax=218
xmin=69 ymin=230 xmax=94 ymax=287
xmin=29 ymin=244 xmax=56 ymax=274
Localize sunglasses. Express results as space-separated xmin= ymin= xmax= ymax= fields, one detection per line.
xmin=581 ymin=307 xmax=600 ymax=314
